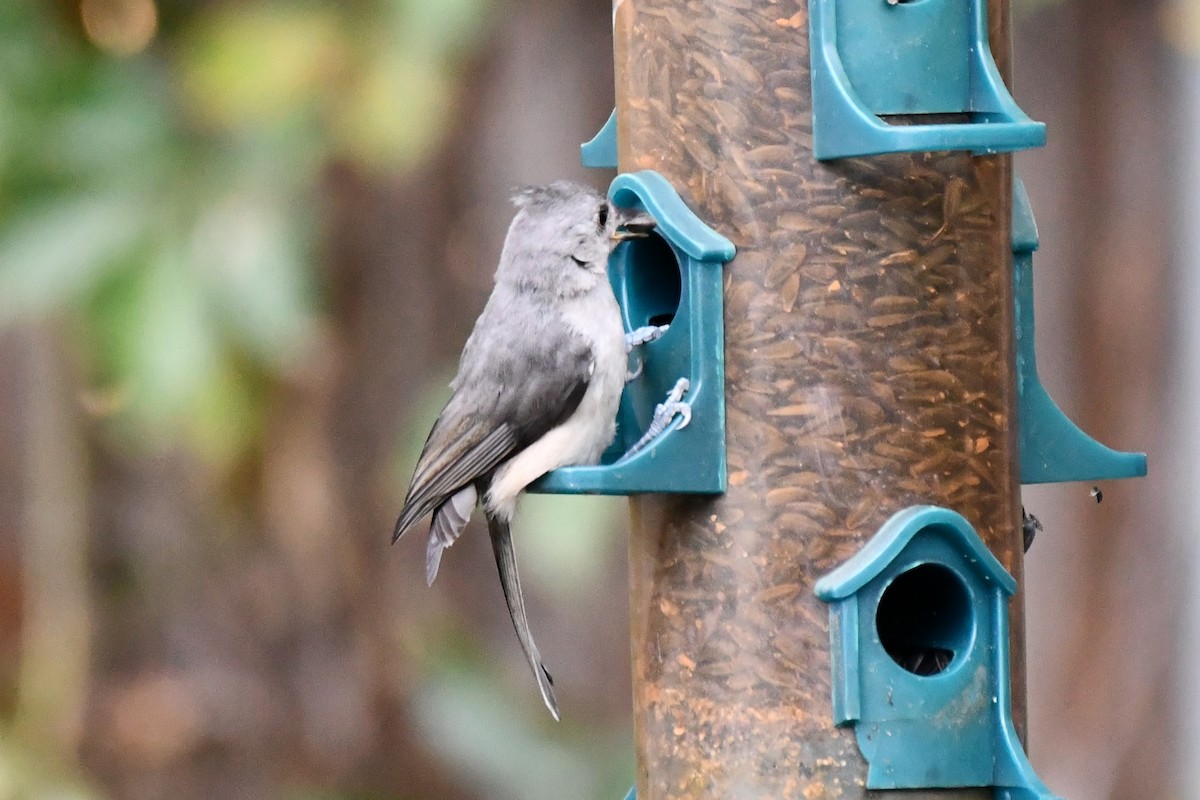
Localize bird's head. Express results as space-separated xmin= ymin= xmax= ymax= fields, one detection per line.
xmin=497 ymin=180 xmax=656 ymax=297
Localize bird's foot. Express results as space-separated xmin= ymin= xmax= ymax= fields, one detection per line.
xmin=625 ymin=358 xmax=643 ymax=384
xmin=620 ymin=378 xmax=690 ymax=459
xmin=625 ymin=324 xmax=669 ymax=353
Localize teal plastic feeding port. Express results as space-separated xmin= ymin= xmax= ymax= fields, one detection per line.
xmin=530 ymin=170 xmax=734 ymax=495
xmin=809 ymin=0 xmax=1046 ymax=159
xmin=1012 ymin=179 xmax=1147 ymax=484
xmin=582 ymin=109 xmax=618 ymax=169
xmin=815 ymin=506 xmax=1060 ymax=799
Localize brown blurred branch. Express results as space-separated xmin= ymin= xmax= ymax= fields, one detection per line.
xmin=13 ymin=324 xmax=91 ymax=750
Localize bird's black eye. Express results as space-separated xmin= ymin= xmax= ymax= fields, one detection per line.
xmin=597 ymin=203 xmax=609 ymax=230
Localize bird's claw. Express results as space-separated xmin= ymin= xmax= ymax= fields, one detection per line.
xmin=625 ymin=325 xmax=667 ymax=384
xmin=620 ymin=378 xmax=691 ymax=459
xmin=662 ymin=400 xmax=691 ymax=429
xmin=625 ymin=324 xmax=669 ymax=353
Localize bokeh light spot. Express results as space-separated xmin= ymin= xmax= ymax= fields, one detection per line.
xmin=80 ymin=0 xmax=158 ymax=57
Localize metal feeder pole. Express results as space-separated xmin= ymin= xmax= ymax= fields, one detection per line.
xmin=615 ymin=1 xmax=1025 ymax=797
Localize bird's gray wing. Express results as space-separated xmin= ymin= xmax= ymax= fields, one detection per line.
xmin=487 ymin=512 xmax=559 ymax=720
xmin=392 ymin=315 xmax=593 ymax=543
xmin=392 ymin=416 xmax=516 ymax=543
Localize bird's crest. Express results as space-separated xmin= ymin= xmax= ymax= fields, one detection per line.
xmin=509 ymin=180 xmax=598 ymax=210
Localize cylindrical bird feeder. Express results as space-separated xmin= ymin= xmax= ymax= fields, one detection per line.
xmin=614 ymin=1 xmax=1029 ymax=796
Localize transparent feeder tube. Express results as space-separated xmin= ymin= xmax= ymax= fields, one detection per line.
xmin=614 ymin=1 xmax=1027 ymax=797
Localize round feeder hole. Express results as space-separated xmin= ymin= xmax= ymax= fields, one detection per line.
xmin=875 ymin=563 xmax=973 ymax=676
xmin=613 ymin=232 xmax=681 ymax=330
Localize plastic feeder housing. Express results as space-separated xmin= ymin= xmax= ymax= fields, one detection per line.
xmin=530 ymin=170 xmax=734 ymax=495
xmin=1012 ymin=179 xmax=1147 ymax=484
xmin=808 ymin=0 xmax=1046 ymax=159
xmin=815 ymin=506 xmax=1060 ymax=799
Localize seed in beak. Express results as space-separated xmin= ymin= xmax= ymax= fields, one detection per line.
xmin=612 ymin=212 xmax=657 ymax=241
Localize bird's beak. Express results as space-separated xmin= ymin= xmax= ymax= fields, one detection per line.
xmin=612 ymin=210 xmax=657 ymax=242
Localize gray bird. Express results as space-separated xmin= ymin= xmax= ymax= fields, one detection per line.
xmin=392 ymin=180 xmax=654 ymax=720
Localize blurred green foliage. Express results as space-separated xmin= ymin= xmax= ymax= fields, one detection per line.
xmin=0 ymin=4 xmax=639 ymax=800
xmin=0 ymin=733 xmax=99 ymax=800
xmin=412 ymin=671 xmax=634 ymax=800
xmin=0 ymin=0 xmax=489 ymax=467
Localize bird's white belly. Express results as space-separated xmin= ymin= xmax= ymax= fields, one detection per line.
xmin=486 ymin=289 xmax=625 ymax=519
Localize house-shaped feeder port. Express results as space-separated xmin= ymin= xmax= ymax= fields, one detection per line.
xmin=808 ymin=0 xmax=1046 ymax=159
xmin=530 ymin=170 xmax=734 ymax=495
xmin=815 ymin=505 xmax=1061 ymax=799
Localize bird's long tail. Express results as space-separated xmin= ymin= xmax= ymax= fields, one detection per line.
xmin=486 ymin=513 xmax=560 ymax=721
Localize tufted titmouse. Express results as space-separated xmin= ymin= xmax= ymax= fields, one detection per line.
xmin=392 ymin=180 xmax=654 ymax=719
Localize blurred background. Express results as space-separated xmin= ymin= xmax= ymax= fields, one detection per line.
xmin=0 ymin=0 xmax=1195 ymax=798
